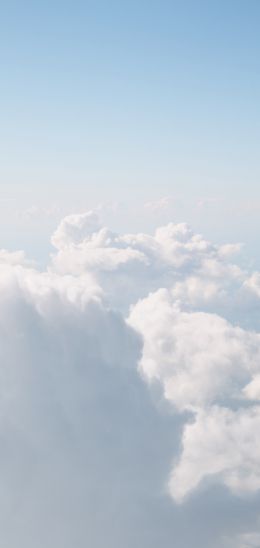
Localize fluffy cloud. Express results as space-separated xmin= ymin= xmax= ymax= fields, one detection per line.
xmin=51 ymin=211 xmax=260 ymax=503
xmin=51 ymin=210 xmax=102 ymax=249
xmin=1 ymin=211 xmax=260 ymax=546
xmin=244 ymin=272 xmax=260 ymax=298
xmin=51 ymin=211 xmax=245 ymax=314
xmin=0 ymin=261 xmax=182 ymax=547
xmin=129 ymin=288 xmax=260 ymax=412
xmin=170 ymin=406 xmax=260 ymax=502
xmin=0 ymin=249 xmax=32 ymax=266
xmin=129 ymin=286 xmax=260 ymax=501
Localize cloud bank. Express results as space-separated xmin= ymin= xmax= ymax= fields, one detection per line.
xmin=1 ymin=210 xmax=260 ymax=547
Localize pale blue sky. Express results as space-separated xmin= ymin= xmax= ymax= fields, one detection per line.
xmin=1 ymin=0 xmax=260 ymax=260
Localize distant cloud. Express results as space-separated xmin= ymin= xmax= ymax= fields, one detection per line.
xmin=227 ymin=528 xmax=260 ymax=548
xmin=144 ymin=196 xmax=173 ymax=213
xmin=22 ymin=204 xmax=62 ymax=221
xmin=0 ymin=249 xmax=33 ymax=266
xmin=197 ymin=197 xmax=224 ymax=209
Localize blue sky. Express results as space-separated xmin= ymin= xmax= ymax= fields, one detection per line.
xmin=1 ymin=0 xmax=260 ymax=258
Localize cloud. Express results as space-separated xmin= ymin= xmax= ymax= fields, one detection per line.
xmin=0 ymin=261 xmax=184 ymax=547
xmin=238 ymin=532 xmax=260 ymax=548
xmin=51 ymin=212 xmax=245 ymax=314
xmin=51 ymin=210 xmax=102 ymax=249
xmin=1 ymin=211 xmax=260 ymax=546
xmin=0 ymin=249 xmax=33 ymax=266
xmin=170 ymin=405 xmax=260 ymax=502
xmin=144 ymin=196 xmax=172 ymax=213
xmin=22 ymin=204 xmax=62 ymax=221
xmin=50 ymin=211 xmax=260 ymax=507
xmin=225 ymin=526 xmax=260 ymax=548
xmin=129 ymin=288 xmax=260 ymax=411
xmin=129 ymin=286 xmax=260 ymax=501
xmin=244 ymin=272 xmax=260 ymax=298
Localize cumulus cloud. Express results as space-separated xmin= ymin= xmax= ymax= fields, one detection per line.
xmin=0 ymin=261 xmax=182 ymax=547
xmin=170 ymin=406 xmax=260 ymax=502
xmin=1 ymin=210 xmax=260 ymax=546
xmin=129 ymin=286 xmax=260 ymax=502
xmin=51 ymin=212 xmax=246 ymax=315
xmin=51 ymin=210 xmax=260 ymax=502
xmin=129 ymin=288 xmax=260 ymax=412
xmin=51 ymin=210 xmax=102 ymax=249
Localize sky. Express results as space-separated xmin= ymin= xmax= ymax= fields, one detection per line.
xmin=1 ymin=0 xmax=260 ymax=259
xmin=1 ymin=2 xmax=260 ymax=548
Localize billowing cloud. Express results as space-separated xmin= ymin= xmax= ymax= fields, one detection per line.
xmin=128 ymin=285 xmax=260 ymax=502
xmin=51 ymin=211 xmax=245 ymax=314
xmin=0 ymin=211 xmax=260 ymax=546
xmin=50 ymin=211 xmax=260 ymax=504
xmin=170 ymin=405 xmax=260 ymax=502
xmin=128 ymin=288 xmax=260 ymax=412
xmin=0 ymin=261 xmax=181 ymax=547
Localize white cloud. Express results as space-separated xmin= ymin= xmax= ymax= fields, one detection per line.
xmin=129 ymin=288 xmax=260 ymax=411
xmin=49 ymin=212 xmax=260 ymax=507
xmin=144 ymin=196 xmax=172 ymax=213
xmin=0 ymin=261 xmax=180 ymax=547
xmin=51 ymin=212 xmax=245 ymax=314
xmin=169 ymin=406 xmax=260 ymax=502
xmin=51 ymin=210 xmax=101 ymax=249
xmin=1 ymin=211 xmax=260 ymax=545
xmin=22 ymin=204 xmax=62 ymax=221
xmin=0 ymin=249 xmax=33 ymax=266
xmin=128 ymin=286 xmax=260 ymax=501
xmin=217 ymin=242 xmax=243 ymax=259
xmin=244 ymin=272 xmax=260 ymax=298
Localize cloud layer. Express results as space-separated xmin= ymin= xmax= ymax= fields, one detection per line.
xmin=1 ymin=210 xmax=260 ymax=546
